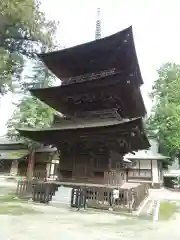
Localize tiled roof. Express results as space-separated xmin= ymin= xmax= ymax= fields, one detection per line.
xmin=125 ymin=149 xmax=169 ymax=160
xmin=0 ymin=136 xmax=22 ymax=145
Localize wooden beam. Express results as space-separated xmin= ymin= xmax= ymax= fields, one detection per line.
xmin=27 ymin=150 xmax=35 ymax=181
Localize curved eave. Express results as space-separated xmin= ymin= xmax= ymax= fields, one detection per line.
xmin=30 ymin=74 xmax=146 ymax=118
xmin=17 ymin=118 xmax=150 ymax=152
xmin=38 ymin=26 xmax=143 ymax=85
xmin=0 ymin=149 xmax=29 ymax=160
xmin=30 ymin=71 xmax=138 ymax=97
xmin=127 ymin=157 xmax=169 ymax=160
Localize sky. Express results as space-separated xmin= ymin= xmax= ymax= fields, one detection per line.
xmin=0 ymin=0 xmax=180 ymax=135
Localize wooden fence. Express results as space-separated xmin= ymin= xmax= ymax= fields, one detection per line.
xmin=16 ymin=180 xmax=149 ymax=212
xmin=33 ymin=170 xmax=47 ymax=180
xmin=71 ymin=183 xmax=149 ymax=212
xmin=130 ymin=183 xmax=149 ymax=210
xmin=16 ymin=180 xmax=58 ymax=203
xmin=104 ymin=171 xmax=125 ymax=186
xmin=16 ymin=180 xmax=33 ymax=198
xmin=32 ymin=183 xmax=58 ymax=203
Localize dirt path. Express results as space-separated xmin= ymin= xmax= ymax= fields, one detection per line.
xmin=149 ymin=188 xmax=180 ymax=201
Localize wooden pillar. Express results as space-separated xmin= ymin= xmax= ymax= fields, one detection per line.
xmin=126 ymin=168 xmax=128 ymax=182
xmin=10 ymin=160 xmax=19 ymax=176
xmin=108 ymin=150 xmax=112 ymax=170
xmin=150 ymin=159 xmax=153 ymax=181
xmin=27 ymin=150 xmax=35 ymax=181
xmin=89 ymin=153 xmax=94 ymax=178
xmin=46 ymin=163 xmax=51 ymax=178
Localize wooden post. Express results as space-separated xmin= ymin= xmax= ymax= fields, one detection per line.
xmin=126 ymin=169 xmax=128 ymax=182
xmin=27 ymin=150 xmax=35 ymax=181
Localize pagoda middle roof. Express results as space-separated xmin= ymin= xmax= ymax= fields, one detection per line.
xmin=38 ymin=26 xmax=143 ymax=85
xmin=30 ymin=73 xmax=146 ymax=118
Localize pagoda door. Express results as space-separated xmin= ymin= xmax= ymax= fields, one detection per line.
xmin=73 ymin=155 xmax=91 ymax=180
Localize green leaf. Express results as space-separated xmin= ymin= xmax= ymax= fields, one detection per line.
xmin=0 ymin=0 xmax=59 ymax=94
xmin=147 ymin=63 xmax=180 ymax=162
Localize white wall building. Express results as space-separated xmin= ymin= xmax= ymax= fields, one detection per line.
xmin=125 ymin=138 xmax=169 ymax=188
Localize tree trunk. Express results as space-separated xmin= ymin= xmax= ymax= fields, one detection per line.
xmin=27 ymin=149 xmax=35 ymax=181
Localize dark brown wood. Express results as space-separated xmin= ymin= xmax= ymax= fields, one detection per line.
xmin=20 ymin=179 xmax=149 ymax=212
xmin=70 ymin=182 xmax=149 ymax=212
xmin=37 ymin=26 xmax=143 ymax=86
xmin=27 ymin=150 xmax=35 ymax=181
xmin=18 ymin=118 xmax=150 ymax=154
xmin=104 ymin=171 xmax=125 ymax=186
xmin=16 ymin=180 xmax=33 ymax=198
xmin=17 ymin=23 xmax=150 ymax=191
xmin=138 ymin=160 xmax=140 ymax=175
xmin=58 ymin=144 xmax=129 ymax=186
xmin=59 ymin=146 xmax=110 ymax=184
xmin=151 ymin=160 xmax=153 ymax=180
xmin=32 ymin=78 xmax=146 ymax=119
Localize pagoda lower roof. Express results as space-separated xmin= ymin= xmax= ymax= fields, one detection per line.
xmin=17 ymin=118 xmax=150 ymax=153
xmin=20 ymin=118 xmax=136 ymax=131
xmin=38 ymin=26 xmax=143 ymax=85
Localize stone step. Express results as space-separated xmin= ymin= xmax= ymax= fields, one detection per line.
xmin=51 ymin=186 xmax=72 ymax=206
xmin=138 ymin=200 xmax=154 ymax=219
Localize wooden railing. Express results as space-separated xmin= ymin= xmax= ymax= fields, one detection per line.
xmin=33 ymin=170 xmax=47 ymax=180
xmin=16 ymin=180 xmax=58 ymax=203
xmin=104 ymin=171 xmax=125 ymax=186
xmin=16 ymin=180 xmax=33 ymax=197
xmin=32 ymin=183 xmax=58 ymax=203
xmin=64 ymin=68 xmax=116 ymax=84
xmin=33 ymin=170 xmax=58 ymax=181
xmin=71 ymin=183 xmax=149 ymax=212
xmin=16 ymin=180 xmax=149 ymax=211
xmin=130 ymin=183 xmax=149 ymax=210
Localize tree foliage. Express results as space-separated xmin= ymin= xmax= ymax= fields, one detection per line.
xmin=7 ymin=95 xmax=55 ymax=148
xmin=5 ymin=0 xmax=58 ymax=148
xmin=147 ymin=63 xmax=180 ymax=159
xmin=0 ymin=0 xmax=58 ymax=93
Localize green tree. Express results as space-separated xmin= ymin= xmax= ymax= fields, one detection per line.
xmin=0 ymin=0 xmax=58 ymax=93
xmin=147 ymin=63 xmax=180 ymax=161
xmin=4 ymin=0 xmax=59 ymax=179
xmin=7 ymin=94 xmax=56 ymax=179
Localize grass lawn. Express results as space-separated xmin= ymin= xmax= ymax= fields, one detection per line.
xmin=0 ymin=192 xmax=40 ymax=215
xmin=0 ymin=194 xmax=19 ymax=203
xmin=159 ymin=202 xmax=177 ymax=220
xmin=0 ymin=204 xmax=39 ymax=215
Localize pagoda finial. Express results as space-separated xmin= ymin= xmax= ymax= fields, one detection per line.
xmin=95 ymin=8 xmax=101 ymax=40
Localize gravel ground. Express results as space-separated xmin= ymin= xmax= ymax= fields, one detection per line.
xmin=0 ymin=203 xmax=180 ymax=240
xmin=0 ymin=179 xmax=180 ymax=240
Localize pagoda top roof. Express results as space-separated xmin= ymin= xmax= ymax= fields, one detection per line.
xmin=38 ymin=26 xmax=143 ymax=85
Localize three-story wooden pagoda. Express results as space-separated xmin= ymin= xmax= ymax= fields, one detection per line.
xmin=18 ymin=26 xmax=150 ymax=186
